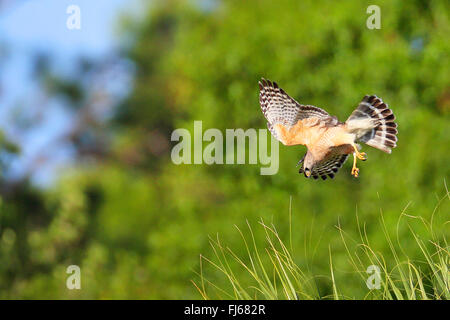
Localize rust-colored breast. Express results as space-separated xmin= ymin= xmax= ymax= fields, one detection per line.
xmin=274 ymin=117 xmax=324 ymax=146
xmin=275 ymin=119 xmax=356 ymax=162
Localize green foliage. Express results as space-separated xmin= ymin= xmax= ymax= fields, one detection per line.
xmin=0 ymin=0 xmax=449 ymax=299
xmin=195 ymin=195 xmax=449 ymax=299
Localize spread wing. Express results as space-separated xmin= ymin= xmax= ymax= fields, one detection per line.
xmin=298 ymin=154 xmax=348 ymax=180
xmin=259 ymin=78 xmax=336 ymax=145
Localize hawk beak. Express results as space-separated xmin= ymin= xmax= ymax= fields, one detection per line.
xmin=304 ymin=171 xmax=311 ymax=178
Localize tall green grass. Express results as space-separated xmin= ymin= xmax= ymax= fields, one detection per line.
xmin=193 ymin=187 xmax=449 ymax=300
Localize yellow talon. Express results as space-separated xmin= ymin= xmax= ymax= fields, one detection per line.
xmin=351 ymin=152 xmax=360 ymax=178
xmin=357 ymin=152 xmax=367 ymax=161
xmin=351 ymin=166 xmax=359 ymax=178
xmin=352 ymin=144 xmax=367 ymax=161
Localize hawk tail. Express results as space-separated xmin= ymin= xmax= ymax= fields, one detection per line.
xmin=346 ymin=95 xmax=398 ymax=154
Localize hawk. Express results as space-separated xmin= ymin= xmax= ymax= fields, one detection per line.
xmin=259 ymin=79 xmax=398 ymax=180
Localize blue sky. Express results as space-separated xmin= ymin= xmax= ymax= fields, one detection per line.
xmin=1 ymin=0 xmax=133 ymax=56
xmin=0 ymin=0 xmax=140 ymax=186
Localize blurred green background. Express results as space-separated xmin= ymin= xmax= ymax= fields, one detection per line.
xmin=0 ymin=0 xmax=448 ymax=299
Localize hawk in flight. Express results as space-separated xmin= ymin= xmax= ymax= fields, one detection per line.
xmin=259 ymin=79 xmax=398 ymax=180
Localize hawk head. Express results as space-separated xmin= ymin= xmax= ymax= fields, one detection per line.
xmin=297 ymin=152 xmax=315 ymax=178
xmin=302 ymin=152 xmax=315 ymax=178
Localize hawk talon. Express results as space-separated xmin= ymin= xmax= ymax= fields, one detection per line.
xmin=352 ymin=144 xmax=367 ymax=161
xmin=357 ymin=152 xmax=367 ymax=161
xmin=351 ymin=166 xmax=359 ymax=178
xmin=351 ymin=152 xmax=361 ymax=178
